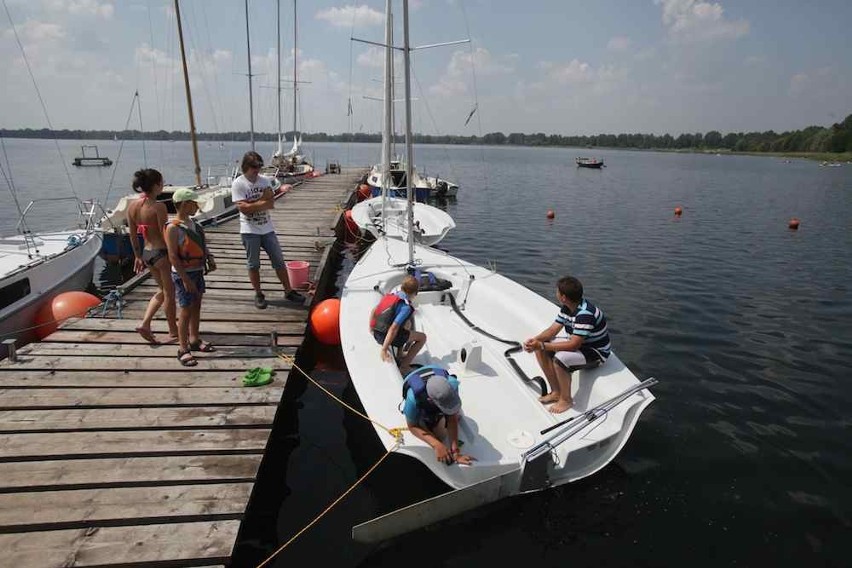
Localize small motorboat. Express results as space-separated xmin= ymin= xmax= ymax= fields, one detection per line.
xmin=576 ymin=157 xmax=604 ymax=169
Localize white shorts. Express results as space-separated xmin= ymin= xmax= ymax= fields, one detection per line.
xmin=554 ymin=350 xmax=588 ymax=370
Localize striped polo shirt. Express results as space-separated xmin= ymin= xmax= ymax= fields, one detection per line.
xmin=556 ymin=298 xmax=611 ymax=359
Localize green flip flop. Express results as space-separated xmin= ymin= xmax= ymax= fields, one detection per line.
xmin=242 ymin=367 xmax=274 ymax=387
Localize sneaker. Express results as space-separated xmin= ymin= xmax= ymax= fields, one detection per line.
xmin=254 ymin=292 xmax=268 ymax=310
xmin=285 ymin=290 xmax=306 ymax=304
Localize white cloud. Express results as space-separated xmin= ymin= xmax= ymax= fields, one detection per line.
xmin=357 ymin=46 xmax=384 ymax=68
xmin=315 ymin=5 xmax=383 ymax=28
xmin=656 ymin=0 xmax=748 ymax=42
xmin=4 ymin=19 xmax=65 ymax=43
xmin=429 ymin=47 xmax=514 ymax=97
xmin=46 ymin=0 xmax=114 ymax=19
xmin=538 ymin=59 xmax=593 ymax=85
xmin=607 ymin=36 xmax=631 ymax=51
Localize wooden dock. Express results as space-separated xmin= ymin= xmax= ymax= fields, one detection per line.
xmin=0 ymin=169 xmax=363 ymax=567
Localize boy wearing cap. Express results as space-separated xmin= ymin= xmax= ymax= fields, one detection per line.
xmin=231 ymin=151 xmax=306 ymax=309
xmin=165 ymin=188 xmax=216 ymax=367
xmin=402 ymin=365 xmax=474 ymax=465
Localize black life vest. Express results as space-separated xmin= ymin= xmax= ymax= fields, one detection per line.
xmin=402 ymin=365 xmax=452 ymax=428
xmin=370 ymin=292 xmax=411 ymax=334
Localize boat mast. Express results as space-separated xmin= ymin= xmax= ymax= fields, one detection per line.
xmin=245 ymin=0 xmax=255 ymax=151
xmin=174 ymin=0 xmax=201 ymax=187
xmin=276 ymin=0 xmax=282 ymax=156
xmin=402 ymin=0 xmax=415 ymax=263
xmin=381 ymin=0 xmax=393 ymax=213
xmin=292 ymin=0 xmax=298 ymax=147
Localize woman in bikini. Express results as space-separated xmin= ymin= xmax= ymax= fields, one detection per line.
xmin=127 ymin=168 xmax=178 ymax=344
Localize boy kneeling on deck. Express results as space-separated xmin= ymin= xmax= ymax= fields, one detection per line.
xmin=402 ymin=365 xmax=474 ymax=465
xmin=523 ymin=276 xmax=611 ymax=414
xmin=370 ymin=275 xmax=426 ymax=373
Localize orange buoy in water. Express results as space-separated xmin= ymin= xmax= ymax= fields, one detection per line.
xmin=310 ymin=298 xmax=341 ymax=345
xmin=546 ymin=209 xmax=555 ymax=219
xmin=357 ymin=184 xmax=372 ymax=202
xmin=788 ymin=217 xmax=800 ymax=230
xmin=674 ymin=206 xmax=683 ymax=216
xmin=34 ymin=291 xmax=101 ymax=339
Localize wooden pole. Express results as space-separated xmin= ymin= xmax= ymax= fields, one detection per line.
xmin=174 ymin=0 xmax=202 ymax=187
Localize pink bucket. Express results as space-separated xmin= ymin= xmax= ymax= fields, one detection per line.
xmin=286 ymin=260 xmax=310 ymax=290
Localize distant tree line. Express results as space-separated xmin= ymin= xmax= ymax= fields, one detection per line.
xmin=2 ymin=113 xmax=850 ymax=153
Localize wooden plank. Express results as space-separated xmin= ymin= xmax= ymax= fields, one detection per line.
xmin=0 ymin=483 xmax=253 ymax=532
xmin=0 ymin=405 xmax=278 ymax=432
xmin=0 ymin=387 xmax=284 ymax=409
xmin=45 ymin=331 xmax=303 ymax=347
xmin=0 ymin=428 xmax=272 ymax=461
xmin=0 ymin=356 xmax=290 ymax=371
xmin=0 ymin=455 xmax=262 ymax=491
xmin=0 ymin=521 xmax=240 ymax=567
xmin=101 ymin=306 xmax=303 ymax=321
xmin=0 ymin=370 xmax=284 ymax=388
xmin=61 ymin=319 xmax=307 ymax=333
xmin=19 ymin=343 xmax=287 ymax=358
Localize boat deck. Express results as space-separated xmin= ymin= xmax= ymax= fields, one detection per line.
xmin=0 ymin=168 xmax=364 ymax=567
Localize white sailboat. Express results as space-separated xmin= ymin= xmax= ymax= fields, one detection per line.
xmin=1 ymin=195 xmax=101 ymax=357
xmin=349 ymin=0 xmax=455 ymax=246
xmin=263 ymin=0 xmax=314 ymax=183
xmin=340 ymin=0 xmax=657 ymax=542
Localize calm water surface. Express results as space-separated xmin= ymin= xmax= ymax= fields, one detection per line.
xmin=2 ymin=140 xmax=850 ymax=566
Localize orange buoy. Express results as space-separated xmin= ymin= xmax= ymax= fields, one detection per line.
xmin=356 ymin=184 xmax=372 ymax=202
xmin=546 ymin=209 xmax=555 ymax=219
xmin=343 ymin=209 xmax=360 ymax=235
xmin=34 ymin=291 xmax=101 ymax=339
xmin=788 ymin=217 xmax=800 ymax=230
xmin=310 ymin=298 xmax=341 ymax=345
xmin=674 ymin=206 xmax=683 ymax=216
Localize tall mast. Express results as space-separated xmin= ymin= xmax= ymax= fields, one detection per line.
xmin=244 ymin=0 xmax=255 ymax=151
xmin=402 ymin=0 xmax=415 ymax=263
xmin=381 ymin=0 xmax=392 ymax=209
xmin=174 ymin=0 xmax=201 ymax=187
xmin=276 ymin=0 xmax=282 ymax=155
xmin=292 ymin=0 xmax=298 ymax=142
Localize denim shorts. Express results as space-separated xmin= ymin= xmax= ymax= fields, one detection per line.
xmin=172 ymin=270 xmax=206 ymax=308
xmin=241 ymin=231 xmax=285 ymax=270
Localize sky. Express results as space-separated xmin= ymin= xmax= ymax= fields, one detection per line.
xmin=1 ymin=0 xmax=851 ymax=137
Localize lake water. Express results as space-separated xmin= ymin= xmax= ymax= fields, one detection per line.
xmin=2 ymin=139 xmax=850 ymax=566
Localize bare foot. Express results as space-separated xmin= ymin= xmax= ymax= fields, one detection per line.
xmin=135 ymin=326 xmax=158 ymax=345
xmin=549 ymin=400 xmax=574 ymax=414
xmin=538 ymin=393 xmax=561 ymax=404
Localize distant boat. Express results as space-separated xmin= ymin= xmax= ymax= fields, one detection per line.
xmin=72 ymin=145 xmax=112 ymax=167
xmin=576 ymin=157 xmax=604 ymax=169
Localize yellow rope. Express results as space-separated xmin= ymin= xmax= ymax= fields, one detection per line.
xmin=253 ymin=353 xmax=407 ymax=566
xmin=254 ymin=443 xmax=399 ymax=568
xmin=276 ymin=352 xmax=406 ymax=444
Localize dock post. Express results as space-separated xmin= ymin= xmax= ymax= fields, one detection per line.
xmin=270 ymin=330 xmax=278 ymax=348
xmin=2 ymin=339 xmax=17 ymax=363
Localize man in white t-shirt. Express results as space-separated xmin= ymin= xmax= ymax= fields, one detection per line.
xmin=231 ymin=151 xmax=305 ymax=309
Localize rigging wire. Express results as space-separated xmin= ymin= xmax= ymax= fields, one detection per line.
xmin=103 ymin=92 xmax=143 ymax=208
xmin=0 ymin=136 xmax=24 ymax=220
xmin=2 ymin=0 xmax=80 ymax=202
xmin=458 ymin=0 xmax=489 ymax=191
xmin=146 ymin=0 xmax=165 ymax=165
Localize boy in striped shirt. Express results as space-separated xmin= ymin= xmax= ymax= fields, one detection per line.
xmin=523 ymin=276 xmax=611 ymax=413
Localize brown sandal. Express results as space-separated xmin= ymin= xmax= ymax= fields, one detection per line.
xmin=177 ymin=349 xmax=198 ymax=367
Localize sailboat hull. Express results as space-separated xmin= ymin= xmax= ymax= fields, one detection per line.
xmin=0 ymin=231 xmax=101 ymax=356
xmin=340 ymin=237 xmax=655 ymax=492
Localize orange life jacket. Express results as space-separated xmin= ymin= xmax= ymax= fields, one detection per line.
xmin=169 ymin=219 xmax=206 ymax=270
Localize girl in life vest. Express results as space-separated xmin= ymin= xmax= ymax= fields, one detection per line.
xmin=166 ymin=188 xmax=217 ymax=367
xmin=370 ymin=275 xmax=426 ymax=372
